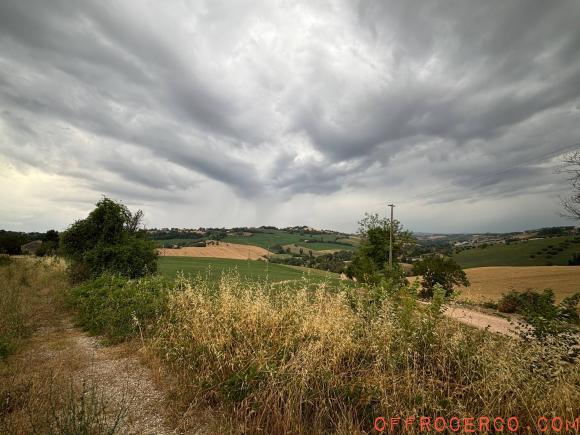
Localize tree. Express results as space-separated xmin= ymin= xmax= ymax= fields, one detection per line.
xmin=558 ymin=150 xmax=580 ymax=220
xmin=412 ymin=256 xmax=469 ymax=298
xmin=347 ymin=212 xmax=414 ymax=284
xmin=60 ymin=197 xmax=157 ymax=281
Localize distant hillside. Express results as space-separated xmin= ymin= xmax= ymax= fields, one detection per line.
xmin=151 ymin=227 xmax=358 ymax=253
xmin=453 ymin=236 xmax=580 ymax=268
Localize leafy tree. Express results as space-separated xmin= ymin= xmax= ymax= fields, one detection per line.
xmin=347 ymin=213 xmax=414 ymax=284
xmin=0 ymin=231 xmax=27 ymax=255
xmin=60 ymin=198 xmax=157 ymax=281
xmin=412 ymin=256 xmax=469 ymax=297
xmin=43 ymin=229 xmax=60 ymax=243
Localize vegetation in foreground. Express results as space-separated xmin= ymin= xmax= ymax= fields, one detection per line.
xmin=4 ymin=197 xmax=580 ymax=434
xmin=62 ymin=266 xmax=579 ymax=433
xmin=0 ymin=258 xmax=128 ymax=434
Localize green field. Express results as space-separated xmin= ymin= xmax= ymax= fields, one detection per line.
xmin=155 ymin=238 xmax=204 ymax=247
xmin=223 ymin=229 xmax=355 ymax=251
xmin=453 ymin=236 xmax=580 ymax=268
xmin=295 ymin=242 xmax=355 ymax=252
xmin=158 ymin=256 xmax=341 ymax=284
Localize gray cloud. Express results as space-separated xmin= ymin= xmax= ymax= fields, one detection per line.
xmin=1 ymin=0 xmax=579 ymax=232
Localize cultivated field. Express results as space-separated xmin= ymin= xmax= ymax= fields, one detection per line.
xmin=158 ymin=256 xmax=341 ymax=284
xmin=223 ymin=229 xmax=357 ymax=251
xmin=453 ymin=236 xmax=580 ymax=268
xmin=158 ymin=242 xmax=269 ymax=260
xmin=457 ymin=266 xmax=580 ymax=302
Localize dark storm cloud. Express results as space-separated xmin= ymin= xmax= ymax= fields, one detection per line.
xmin=296 ymin=0 xmax=580 ymax=165
xmin=0 ymin=0 xmax=579 ymax=232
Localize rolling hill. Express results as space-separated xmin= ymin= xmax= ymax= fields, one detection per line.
xmin=453 ymin=236 xmax=580 ymax=268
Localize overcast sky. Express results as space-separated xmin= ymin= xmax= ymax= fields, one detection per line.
xmin=1 ymin=0 xmax=580 ymax=234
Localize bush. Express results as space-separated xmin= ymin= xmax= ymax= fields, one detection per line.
xmin=498 ymin=289 xmax=580 ymax=345
xmin=497 ymin=290 xmax=520 ymax=313
xmin=568 ymin=253 xmax=580 ymax=265
xmin=412 ymin=256 xmax=469 ymax=297
xmin=66 ymin=274 xmax=170 ymax=343
xmin=60 ymin=198 xmax=157 ymax=281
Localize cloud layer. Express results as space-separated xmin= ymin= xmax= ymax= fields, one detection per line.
xmin=1 ymin=0 xmax=579 ymax=232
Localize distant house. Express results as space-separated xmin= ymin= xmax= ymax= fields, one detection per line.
xmin=21 ymin=240 xmax=43 ymax=255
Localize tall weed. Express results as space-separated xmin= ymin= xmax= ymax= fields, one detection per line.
xmin=152 ymin=273 xmax=580 ymax=433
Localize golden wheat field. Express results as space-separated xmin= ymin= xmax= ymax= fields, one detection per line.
xmin=157 ymin=242 xmax=269 ymax=260
xmin=456 ymin=266 xmax=580 ymax=302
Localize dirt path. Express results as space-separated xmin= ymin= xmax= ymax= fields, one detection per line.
xmin=443 ymin=305 xmax=519 ymax=338
xmin=15 ymin=316 xmax=179 ymax=434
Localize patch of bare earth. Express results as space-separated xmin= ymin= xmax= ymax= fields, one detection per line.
xmin=5 ymin=314 xmax=184 ymax=434
xmin=443 ymin=305 xmax=518 ymax=337
xmin=0 ymin=271 xmax=213 ymax=434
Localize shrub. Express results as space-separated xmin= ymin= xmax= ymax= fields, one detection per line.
xmin=568 ymin=253 xmax=580 ymax=265
xmin=60 ymin=198 xmax=157 ymax=281
xmin=497 ymin=290 xmax=520 ymax=313
xmin=66 ymin=273 xmax=170 ymax=343
xmin=412 ymin=256 xmax=469 ymax=297
xmin=497 ymin=289 xmax=580 ymax=347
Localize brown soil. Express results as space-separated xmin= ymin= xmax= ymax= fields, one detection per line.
xmin=158 ymin=242 xmax=269 ymax=260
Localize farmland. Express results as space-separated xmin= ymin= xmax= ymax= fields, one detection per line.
xmin=158 ymin=256 xmax=342 ymax=284
xmin=222 ymin=229 xmax=357 ymax=251
xmin=453 ymin=235 xmax=580 ymax=268
xmin=158 ymin=242 xmax=269 ymax=260
xmin=456 ymin=266 xmax=580 ymax=303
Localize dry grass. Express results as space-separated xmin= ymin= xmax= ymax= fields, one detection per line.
xmin=153 ymin=273 xmax=580 ymax=434
xmin=158 ymin=242 xmax=270 ymax=260
xmin=457 ymin=266 xmax=580 ymax=303
xmin=0 ymin=258 xmax=129 ymax=434
xmin=5 ymin=258 xmax=580 ymax=434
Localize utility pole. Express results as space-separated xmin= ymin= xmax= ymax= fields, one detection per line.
xmin=388 ymin=204 xmax=395 ymax=270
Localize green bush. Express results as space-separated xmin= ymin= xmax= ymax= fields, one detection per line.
xmin=66 ymin=274 xmax=170 ymax=343
xmin=0 ymin=255 xmax=11 ymax=267
xmin=497 ymin=290 xmax=520 ymax=313
xmin=60 ymin=198 xmax=157 ymax=281
xmin=412 ymin=256 xmax=469 ymax=297
xmin=498 ymin=289 xmax=580 ymax=344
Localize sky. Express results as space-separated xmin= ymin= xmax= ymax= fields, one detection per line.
xmin=1 ymin=0 xmax=580 ymax=234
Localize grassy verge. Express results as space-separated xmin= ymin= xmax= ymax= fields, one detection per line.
xmin=153 ymin=279 xmax=579 ymax=433
xmin=0 ymin=257 xmax=128 ymax=434
xmin=0 ymin=257 xmax=66 ymax=358
xmin=63 ymin=265 xmax=580 ymax=433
